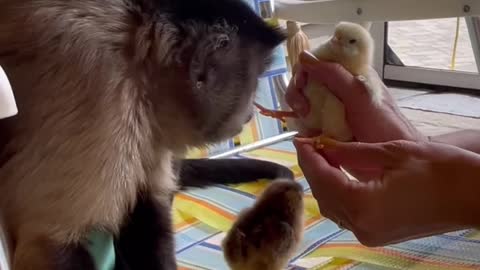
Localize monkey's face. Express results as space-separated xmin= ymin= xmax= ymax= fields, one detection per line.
xmin=138 ymin=0 xmax=285 ymax=149
xmin=190 ymin=33 xmax=269 ymax=142
xmin=158 ymin=21 xmax=284 ymax=147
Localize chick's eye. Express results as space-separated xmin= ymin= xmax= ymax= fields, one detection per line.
xmin=349 ymin=39 xmax=357 ymax=44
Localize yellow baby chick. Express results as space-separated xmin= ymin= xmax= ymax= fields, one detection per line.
xmin=256 ymin=21 xmax=381 ymax=142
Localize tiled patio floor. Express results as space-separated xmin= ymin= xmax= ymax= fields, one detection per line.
xmin=387 ymin=18 xmax=480 ymax=129
xmin=391 ymin=87 xmax=480 ymax=135
xmin=388 ymin=18 xmax=479 ymax=73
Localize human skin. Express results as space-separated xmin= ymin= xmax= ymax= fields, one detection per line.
xmin=288 ymin=52 xmax=480 ymax=246
xmin=294 ymin=138 xmax=480 ymax=247
xmin=287 ymin=52 xmax=480 ymax=154
xmin=286 ymin=52 xmax=424 ymax=144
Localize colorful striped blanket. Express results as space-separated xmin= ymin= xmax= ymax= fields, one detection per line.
xmin=174 ymin=140 xmax=480 ymax=270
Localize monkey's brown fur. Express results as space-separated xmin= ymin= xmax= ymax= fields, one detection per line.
xmin=222 ymin=179 xmax=304 ymax=270
xmin=0 ymin=0 xmax=285 ymax=268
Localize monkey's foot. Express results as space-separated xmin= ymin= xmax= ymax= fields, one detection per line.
xmin=254 ymin=102 xmax=298 ymax=123
xmin=294 ymin=135 xmax=339 ymax=150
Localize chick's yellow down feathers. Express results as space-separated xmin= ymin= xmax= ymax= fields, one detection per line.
xmin=256 ymin=21 xmax=382 ymax=142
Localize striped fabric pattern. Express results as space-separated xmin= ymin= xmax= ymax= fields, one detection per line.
xmin=173 ymin=140 xmax=480 ymax=270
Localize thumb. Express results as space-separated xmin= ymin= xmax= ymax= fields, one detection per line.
xmin=285 ymin=71 xmax=310 ymax=117
xmin=293 ymin=139 xmax=350 ymax=187
xmin=298 ymin=51 xmax=369 ymax=104
xmin=313 ymin=138 xmax=412 ymax=171
xmin=294 ymin=139 xmax=365 ymax=201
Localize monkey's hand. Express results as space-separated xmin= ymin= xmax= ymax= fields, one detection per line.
xmin=254 ymin=102 xmax=298 ymax=123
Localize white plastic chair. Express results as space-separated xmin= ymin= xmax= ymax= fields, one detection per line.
xmin=274 ymin=0 xmax=480 ymax=24
xmin=0 ymin=65 xmax=17 ymax=120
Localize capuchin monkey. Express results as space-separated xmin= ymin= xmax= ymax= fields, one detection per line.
xmin=0 ymin=0 xmax=287 ymax=269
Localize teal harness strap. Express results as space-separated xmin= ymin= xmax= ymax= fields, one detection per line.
xmin=85 ymin=230 xmax=116 ymax=270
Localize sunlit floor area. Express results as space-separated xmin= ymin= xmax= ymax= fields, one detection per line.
xmin=388 ymin=18 xmax=480 ymax=133
xmin=388 ymin=18 xmax=478 ymax=73
xmin=392 ymin=87 xmax=480 ymax=135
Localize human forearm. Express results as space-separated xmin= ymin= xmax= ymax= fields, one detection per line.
xmin=450 ymin=149 xmax=480 ymax=228
xmin=430 ymin=129 xmax=480 ymax=154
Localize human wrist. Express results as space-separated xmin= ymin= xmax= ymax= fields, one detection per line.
xmin=430 ymin=130 xmax=480 ymax=154
xmin=449 ymin=151 xmax=480 ymax=228
xmin=422 ymin=143 xmax=480 ymax=229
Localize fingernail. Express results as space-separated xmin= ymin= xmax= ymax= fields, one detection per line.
xmin=293 ymin=137 xmax=313 ymax=145
xmin=299 ymin=51 xmax=319 ymax=66
xmin=293 ymin=136 xmax=337 ymax=151
xmin=293 ymin=73 xmax=299 ymax=87
xmin=292 ymin=138 xmax=306 ymax=150
xmin=314 ymin=135 xmax=340 ymax=149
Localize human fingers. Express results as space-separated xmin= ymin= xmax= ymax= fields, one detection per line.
xmin=314 ymin=138 xmax=420 ymax=173
xmin=293 ymin=139 xmax=354 ymax=195
xmin=298 ymin=51 xmax=371 ymax=104
xmin=294 ymin=140 xmax=358 ymax=230
xmin=285 ymin=68 xmax=309 ymax=116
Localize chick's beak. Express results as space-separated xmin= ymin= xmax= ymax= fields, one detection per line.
xmin=329 ymin=35 xmax=340 ymax=47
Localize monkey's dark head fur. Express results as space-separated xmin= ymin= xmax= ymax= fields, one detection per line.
xmin=0 ymin=0 xmax=286 ymax=153
xmin=133 ymin=0 xmax=287 ymax=147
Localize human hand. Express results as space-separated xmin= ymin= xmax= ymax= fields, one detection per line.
xmin=294 ymin=138 xmax=480 ymax=247
xmin=285 ymin=51 xmax=424 ymax=143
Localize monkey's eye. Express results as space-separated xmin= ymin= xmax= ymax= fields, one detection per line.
xmin=349 ymin=39 xmax=357 ymax=44
xmin=214 ymin=35 xmax=230 ymax=50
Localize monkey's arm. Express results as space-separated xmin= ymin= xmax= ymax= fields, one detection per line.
xmin=176 ymin=158 xmax=294 ymax=190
